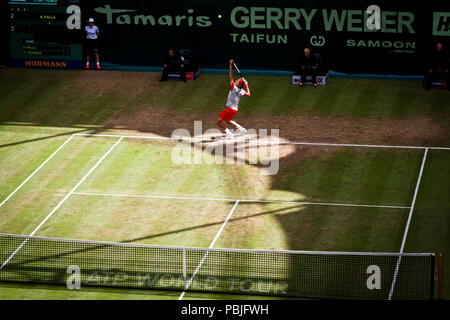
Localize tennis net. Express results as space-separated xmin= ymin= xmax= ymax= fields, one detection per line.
xmin=0 ymin=233 xmax=436 ymax=299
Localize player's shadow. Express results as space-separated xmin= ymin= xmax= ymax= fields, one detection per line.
xmin=175 ymin=137 xmax=283 ymax=170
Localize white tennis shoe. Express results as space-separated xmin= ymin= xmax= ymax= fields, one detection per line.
xmin=235 ymin=127 xmax=247 ymax=136
xmin=220 ymin=133 xmax=234 ymax=140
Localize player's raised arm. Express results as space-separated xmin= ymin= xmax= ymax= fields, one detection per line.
xmin=243 ymin=79 xmax=251 ymax=96
xmin=229 ymin=59 xmax=234 ymax=85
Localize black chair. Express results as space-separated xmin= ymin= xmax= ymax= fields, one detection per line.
xmin=167 ymin=49 xmax=201 ymax=80
xmin=313 ymin=53 xmax=329 ymax=75
xmin=423 ymin=56 xmax=450 ymax=90
xmin=179 ymin=49 xmax=199 ymax=72
xmin=292 ymin=53 xmax=329 ymax=85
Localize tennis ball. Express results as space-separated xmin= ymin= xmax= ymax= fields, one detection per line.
xmin=218 ymin=14 xmax=222 ymax=18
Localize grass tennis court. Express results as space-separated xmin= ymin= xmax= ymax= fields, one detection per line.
xmin=0 ymin=68 xmax=449 ymax=299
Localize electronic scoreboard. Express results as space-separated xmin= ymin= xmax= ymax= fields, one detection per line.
xmin=9 ymin=0 xmax=83 ymax=69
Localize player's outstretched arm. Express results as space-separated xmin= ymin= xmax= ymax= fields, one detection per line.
xmin=229 ymin=59 xmax=234 ymax=85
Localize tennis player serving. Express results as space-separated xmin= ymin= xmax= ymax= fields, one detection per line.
xmin=216 ymin=59 xmax=250 ymax=139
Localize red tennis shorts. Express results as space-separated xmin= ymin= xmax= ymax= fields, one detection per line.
xmin=219 ymin=107 xmax=238 ymax=121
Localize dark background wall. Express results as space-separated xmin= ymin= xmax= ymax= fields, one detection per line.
xmin=79 ymin=0 xmax=450 ymax=74
xmin=2 ymin=0 xmax=9 ymax=65
xmin=5 ymin=1 xmax=450 ymax=74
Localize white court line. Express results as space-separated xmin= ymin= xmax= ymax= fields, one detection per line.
xmin=0 ymin=136 xmax=124 ymax=270
xmin=72 ymin=191 xmax=411 ymax=210
xmin=388 ymin=148 xmax=428 ymax=300
xmin=74 ymin=133 xmax=205 ymax=142
xmin=178 ymin=200 xmax=240 ymax=300
xmin=0 ymin=134 xmax=75 ymax=209
xmin=73 ymin=133 xmax=450 ymax=151
xmin=276 ymin=142 xmax=448 ymax=151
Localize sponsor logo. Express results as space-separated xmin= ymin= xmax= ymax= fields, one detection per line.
xmin=346 ymin=39 xmax=415 ymax=48
xmin=346 ymin=39 xmax=415 ymax=53
xmin=94 ymin=5 xmax=211 ymax=27
xmin=310 ymin=35 xmax=325 ymax=46
xmin=25 ymin=60 xmax=68 ymax=68
xmin=92 ymin=5 xmax=416 ymax=47
xmin=432 ymin=12 xmax=450 ymax=36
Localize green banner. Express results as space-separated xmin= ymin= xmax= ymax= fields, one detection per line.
xmin=8 ymin=0 xmax=450 ymax=73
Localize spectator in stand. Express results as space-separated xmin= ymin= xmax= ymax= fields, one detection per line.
xmin=424 ymin=42 xmax=449 ymax=90
xmin=159 ymin=48 xmax=186 ymax=82
xmin=294 ymin=47 xmax=318 ymax=87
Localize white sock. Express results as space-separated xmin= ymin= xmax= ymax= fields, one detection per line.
xmin=86 ymin=62 xmax=89 ymax=66
xmin=97 ymin=62 xmax=99 ymax=65
xmin=225 ymin=128 xmax=233 ymax=136
xmin=235 ymin=124 xmax=244 ymax=130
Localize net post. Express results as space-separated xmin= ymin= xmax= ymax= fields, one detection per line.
xmin=183 ymin=248 xmax=187 ymax=290
xmin=437 ymin=253 xmax=444 ymax=300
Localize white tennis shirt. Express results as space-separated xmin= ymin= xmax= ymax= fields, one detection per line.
xmin=85 ymin=25 xmax=99 ymax=39
xmin=226 ymin=83 xmax=247 ymax=111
